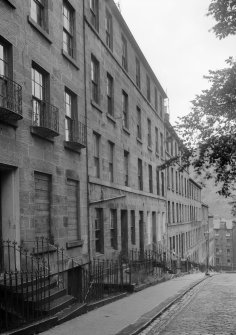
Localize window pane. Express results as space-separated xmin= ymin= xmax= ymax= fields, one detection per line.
xmin=65 ymin=117 xmax=72 ymax=141
xmin=32 ymin=99 xmax=41 ymax=126
xmin=63 ymin=31 xmax=72 ymax=56
xmin=108 ymin=142 xmax=113 ymax=161
xmin=93 ymin=133 xmax=99 ymax=157
xmin=90 ymin=0 xmax=98 ymax=30
xmin=0 ymin=44 xmax=4 ymax=76
xmin=122 ymin=91 xmax=128 ymax=128
xmin=106 ymin=11 xmax=112 ymax=49
xmin=91 ymin=60 xmax=95 ymax=81
xmin=65 ymin=91 xmax=72 ymax=117
xmin=0 ymin=62 xmax=4 ymax=76
xmin=107 ymin=75 xmax=112 ymax=96
xmin=31 ymin=0 xmax=43 ymax=27
xmin=63 ymin=3 xmax=72 ymax=33
xmin=31 ymin=0 xmax=37 ymax=22
xmin=0 ymin=45 xmax=3 ymax=61
xmin=32 ymin=68 xmax=43 ymax=100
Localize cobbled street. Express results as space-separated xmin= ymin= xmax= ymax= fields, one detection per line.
xmin=140 ymin=273 xmax=236 ymax=335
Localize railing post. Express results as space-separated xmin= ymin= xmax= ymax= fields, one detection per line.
xmin=25 ymin=248 xmax=28 ymax=273
xmin=7 ymin=240 xmax=11 ymax=273
xmin=55 ymin=244 xmax=59 ymax=288
xmin=4 ymin=272 xmax=8 ymax=330
xmin=61 ymin=247 xmax=64 ymax=289
xmin=120 ymin=257 xmax=123 ymax=288
xmin=129 ymin=256 xmax=132 ymax=285
xmin=12 ymin=241 xmax=17 ymax=273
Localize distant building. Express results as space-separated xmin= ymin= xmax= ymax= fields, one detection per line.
xmin=214 ymin=220 xmax=236 ymax=270
xmin=165 ymin=118 xmax=209 ymax=269
xmin=208 ymin=214 xmax=214 ymax=267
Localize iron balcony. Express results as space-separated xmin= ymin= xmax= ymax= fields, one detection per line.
xmin=0 ymin=75 xmax=23 ymax=122
xmin=64 ymin=119 xmax=86 ymax=150
xmin=31 ymin=99 xmax=60 ymax=138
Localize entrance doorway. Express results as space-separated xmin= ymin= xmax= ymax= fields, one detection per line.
xmin=0 ymin=172 xmax=2 ymax=271
xmin=152 ymin=212 xmax=157 ymax=245
xmin=121 ymin=210 xmax=128 ymax=258
xmin=0 ymin=165 xmax=20 ymax=272
xmin=139 ymin=211 xmax=144 ymax=255
xmin=34 ymin=172 xmax=52 ymax=241
xmin=181 ymin=233 xmax=184 ymax=258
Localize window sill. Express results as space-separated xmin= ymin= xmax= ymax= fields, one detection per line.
xmin=136 ymin=137 xmax=143 ymax=145
xmin=147 ymin=146 xmax=152 ymax=152
xmin=122 ymin=126 xmax=130 ymax=135
xmin=28 ymin=16 xmax=52 ymax=44
xmin=66 ymin=240 xmax=83 ymax=249
xmin=91 ymin=100 xmax=103 ymax=113
xmin=5 ymin=0 xmax=16 ymax=8
xmin=106 ymin=113 xmax=116 ymax=124
xmin=62 ymin=49 xmax=80 ymax=70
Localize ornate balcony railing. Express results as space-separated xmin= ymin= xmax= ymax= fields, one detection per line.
xmin=0 ymin=75 xmax=23 ymax=122
xmin=31 ymin=99 xmax=59 ymax=138
xmin=65 ymin=119 xmax=86 ymax=150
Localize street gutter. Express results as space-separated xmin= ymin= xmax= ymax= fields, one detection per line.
xmin=115 ymin=274 xmax=213 ymax=335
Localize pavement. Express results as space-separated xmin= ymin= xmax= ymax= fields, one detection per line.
xmin=40 ymin=272 xmax=207 ymax=335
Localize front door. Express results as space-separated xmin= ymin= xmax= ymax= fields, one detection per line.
xmin=0 ymin=173 xmax=2 ymax=272
xmin=181 ymin=233 xmax=184 ymax=258
xmin=34 ymin=172 xmax=52 ymax=241
xmin=139 ymin=211 xmax=144 ymax=255
xmin=121 ymin=210 xmax=128 ymax=258
xmin=152 ymin=212 xmax=156 ymax=246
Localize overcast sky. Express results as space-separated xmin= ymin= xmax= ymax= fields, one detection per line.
xmin=120 ymin=0 xmax=235 ymax=124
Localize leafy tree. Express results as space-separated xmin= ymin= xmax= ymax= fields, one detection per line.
xmin=173 ymin=0 xmax=236 ymax=197
xmin=176 ymin=58 xmax=236 ymax=197
xmin=208 ymin=0 xmax=236 ymax=39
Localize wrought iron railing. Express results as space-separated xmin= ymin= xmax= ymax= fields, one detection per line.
xmin=0 ymin=239 xmax=49 ymax=274
xmin=32 ymin=99 xmax=59 ymax=135
xmin=66 ymin=119 xmax=86 ymax=148
xmin=0 ymin=75 xmax=22 ymax=118
xmin=0 ymin=240 xmax=51 ymax=333
xmin=82 ymin=258 xmax=131 ymax=304
xmin=0 ymin=236 xmax=204 ymax=333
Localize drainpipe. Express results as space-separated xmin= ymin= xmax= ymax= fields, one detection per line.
xmin=83 ymin=0 xmax=91 ymax=263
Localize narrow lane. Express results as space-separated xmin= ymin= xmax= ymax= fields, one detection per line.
xmin=140 ymin=274 xmax=236 ymax=335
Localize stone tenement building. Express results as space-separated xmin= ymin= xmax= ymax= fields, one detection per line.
xmin=0 ymin=0 xmax=88 ymax=268
xmin=85 ymin=0 xmax=167 ymax=260
xmin=0 ymin=0 xmax=209 ymax=268
xmin=214 ymin=220 xmax=236 ymax=271
xmin=165 ymin=119 xmax=211 ymax=266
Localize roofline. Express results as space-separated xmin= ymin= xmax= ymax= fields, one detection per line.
xmin=189 ymin=178 xmax=202 ymax=189
xmin=109 ymin=0 xmax=167 ymax=99
xmin=165 ymin=118 xmax=182 ymax=142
